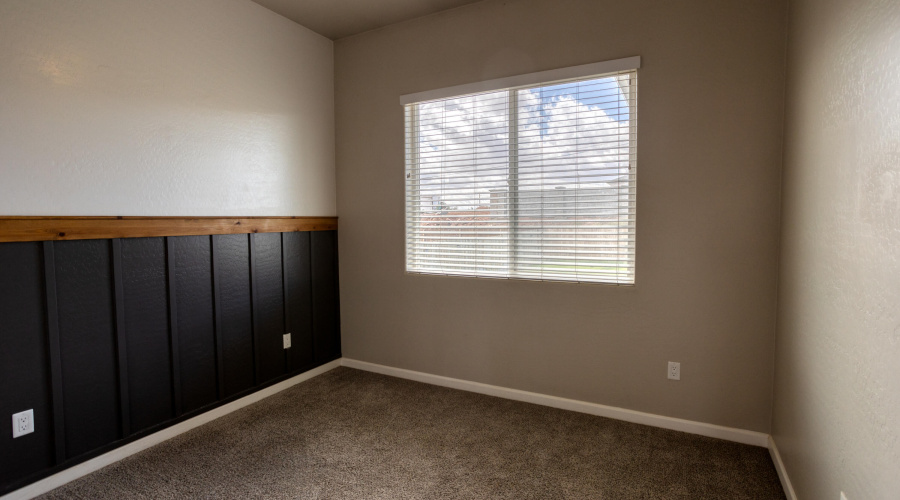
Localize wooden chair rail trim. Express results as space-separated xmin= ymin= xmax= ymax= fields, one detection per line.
xmin=0 ymin=216 xmax=338 ymax=242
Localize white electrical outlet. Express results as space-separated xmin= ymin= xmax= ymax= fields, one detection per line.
xmin=12 ymin=409 xmax=34 ymax=438
xmin=668 ymin=362 xmax=680 ymax=380
xmin=283 ymin=333 xmax=292 ymax=349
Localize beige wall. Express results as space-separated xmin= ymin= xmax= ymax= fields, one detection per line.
xmin=773 ymin=0 xmax=900 ymax=498
xmin=0 ymin=0 xmax=334 ymax=216
xmin=335 ymin=0 xmax=786 ymax=432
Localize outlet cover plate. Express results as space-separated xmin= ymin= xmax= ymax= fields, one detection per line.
xmin=12 ymin=409 xmax=34 ymax=438
xmin=283 ymin=333 xmax=291 ymax=349
xmin=668 ymin=361 xmax=681 ymax=380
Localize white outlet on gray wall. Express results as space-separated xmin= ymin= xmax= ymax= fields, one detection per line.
xmin=12 ymin=409 xmax=34 ymax=438
xmin=668 ymin=362 xmax=681 ymax=380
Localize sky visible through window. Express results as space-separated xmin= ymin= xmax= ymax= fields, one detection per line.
xmin=415 ymin=75 xmax=631 ymax=211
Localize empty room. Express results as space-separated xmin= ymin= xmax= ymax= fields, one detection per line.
xmin=1 ymin=0 xmax=897 ymax=498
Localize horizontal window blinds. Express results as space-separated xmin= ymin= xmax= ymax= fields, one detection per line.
xmin=404 ymin=63 xmax=637 ymax=285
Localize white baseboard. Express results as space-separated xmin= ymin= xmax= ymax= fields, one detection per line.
xmin=341 ymin=358 xmax=770 ymax=448
xmin=768 ymin=435 xmax=798 ymax=500
xmin=0 ymin=359 xmax=342 ymax=500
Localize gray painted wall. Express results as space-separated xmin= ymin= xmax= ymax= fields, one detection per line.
xmin=773 ymin=0 xmax=900 ymax=497
xmin=335 ymin=0 xmax=786 ymax=432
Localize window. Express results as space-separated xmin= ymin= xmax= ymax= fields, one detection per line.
xmin=403 ymin=57 xmax=638 ymax=285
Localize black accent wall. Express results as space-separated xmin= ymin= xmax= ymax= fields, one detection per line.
xmin=0 ymin=231 xmax=341 ymax=495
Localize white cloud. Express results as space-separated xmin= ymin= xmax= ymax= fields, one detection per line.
xmin=411 ymin=76 xmax=632 ymax=210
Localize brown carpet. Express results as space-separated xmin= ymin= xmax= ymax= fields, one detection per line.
xmin=39 ymin=367 xmax=785 ymax=499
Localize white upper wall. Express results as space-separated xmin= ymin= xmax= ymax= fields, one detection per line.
xmin=0 ymin=0 xmax=335 ymax=216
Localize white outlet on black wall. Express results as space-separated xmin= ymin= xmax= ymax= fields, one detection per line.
xmin=668 ymin=362 xmax=681 ymax=380
xmin=12 ymin=409 xmax=34 ymax=438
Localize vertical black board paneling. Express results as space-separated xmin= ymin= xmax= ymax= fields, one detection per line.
xmin=312 ymin=231 xmax=341 ymax=362
xmin=171 ymin=236 xmax=217 ymax=413
xmin=165 ymin=238 xmax=182 ymax=418
xmin=111 ymin=240 xmax=131 ymax=437
xmin=55 ymin=240 xmax=120 ymax=458
xmin=0 ymin=243 xmax=53 ymax=487
xmin=284 ymin=232 xmax=313 ymax=372
xmin=211 ymin=237 xmax=225 ymax=399
xmin=212 ymin=234 xmax=255 ymax=396
xmin=281 ymin=235 xmax=290 ymax=374
xmin=251 ymin=233 xmax=286 ymax=383
xmin=0 ymin=228 xmax=339 ymax=495
xmin=42 ymin=242 xmax=66 ymax=464
xmin=332 ymin=232 xmax=341 ymax=359
xmin=120 ymin=238 xmax=173 ymax=433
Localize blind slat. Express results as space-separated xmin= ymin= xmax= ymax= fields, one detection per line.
xmin=405 ymin=70 xmax=637 ymax=285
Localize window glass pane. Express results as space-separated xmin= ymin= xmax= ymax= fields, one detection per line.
xmin=515 ymin=76 xmax=634 ymax=282
xmin=405 ymin=71 xmax=636 ymax=284
xmin=409 ymin=91 xmax=510 ymax=276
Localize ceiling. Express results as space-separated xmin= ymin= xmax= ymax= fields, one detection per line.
xmin=251 ymin=0 xmax=484 ymax=40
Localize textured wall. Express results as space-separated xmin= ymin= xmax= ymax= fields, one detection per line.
xmin=773 ymin=0 xmax=900 ymax=498
xmin=0 ymin=0 xmax=335 ymax=216
xmin=335 ymin=0 xmax=786 ymax=432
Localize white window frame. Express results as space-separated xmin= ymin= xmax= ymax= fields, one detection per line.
xmin=402 ymin=56 xmax=640 ymax=285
